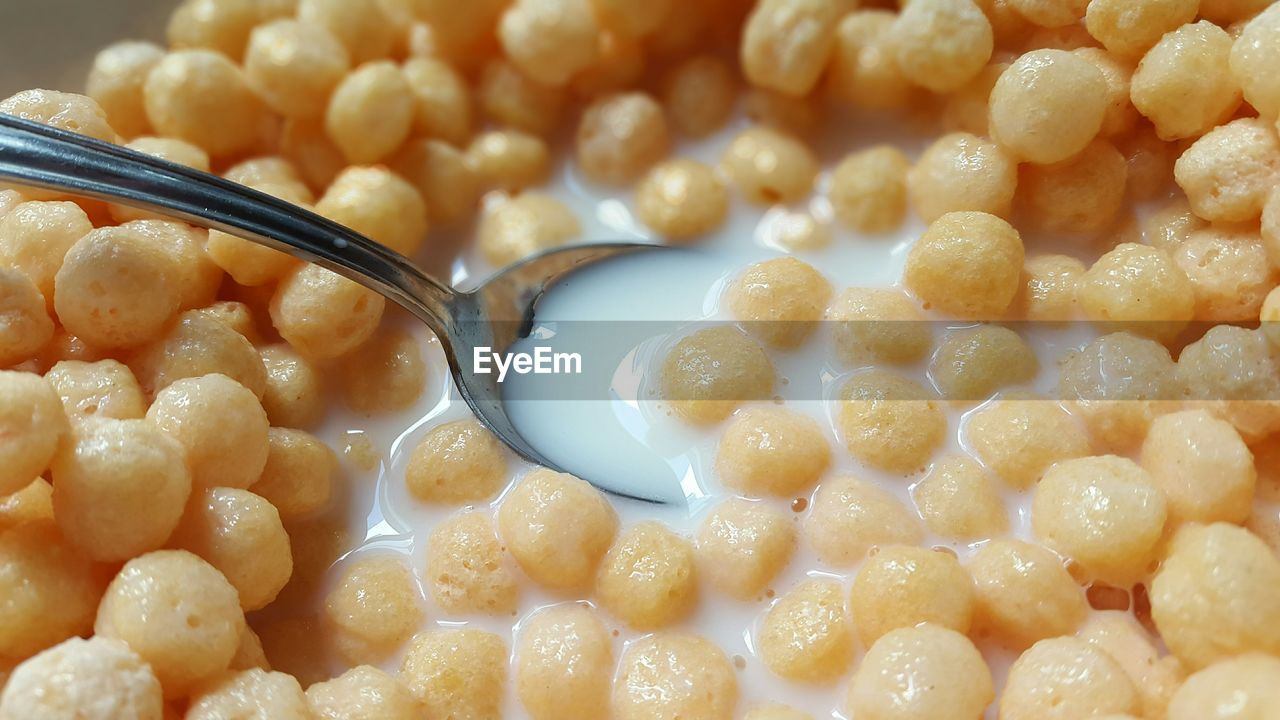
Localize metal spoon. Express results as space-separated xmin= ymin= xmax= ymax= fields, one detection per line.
xmin=0 ymin=113 xmax=670 ymax=503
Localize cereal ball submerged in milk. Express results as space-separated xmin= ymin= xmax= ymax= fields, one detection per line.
xmin=847 ymin=624 xmax=993 ymax=720
xmin=715 ymin=407 xmax=830 ymax=497
xmin=851 ymin=545 xmax=975 ymax=646
xmin=759 ymin=579 xmax=855 ymax=683
xmin=614 ymin=633 xmax=737 ymax=720
xmin=399 ymin=629 xmax=507 ymax=720
xmin=968 ymin=539 xmax=1086 ymax=648
xmin=661 ymin=326 xmax=775 ymax=424
xmin=696 ymin=498 xmax=796 ymax=600
xmin=726 ymin=257 xmax=832 ymax=349
xmin=515 ymin=603 xmax=612 ymax=720
xmin=1000 ymin=637 xmax=1141 ymax=720
xmin=596 ymin=521 xmax=698 ymax=630
xmin=903 ymin=211 xmax=1024 ymax=318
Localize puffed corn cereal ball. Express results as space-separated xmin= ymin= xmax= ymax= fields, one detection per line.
xmin=0 ymin=268 xmax=52 ymax=367
xmin=86 ymin=41 xmax=165 ymax=139
xmin=477 ymin=59 xmax=566 ymax=137
xmin=1013 ymin=253 xmax=1083 ymax=319
xmin=1019 ymin=139 xmax=1127 ymax=234
xmin=1130 ymin=22 xmax=1240 ymax=141
xmin=478 ymin=192 xmax=581 ymax=266
xmin=1151 ymin=523 xmax=1280 ymax=670
xmin=1058 ymin=332 xmax=1180 ymax=451
xmin=634 ymin=158 xmax=729 ymax=240
xmin=847 ymin=624 xmax=994 ymax=720
xmin=851 ymin=545 xmax=975 ymax=646
xmin=467 ymin=130 xmax=551 ymax=193
xmin=129 ymin=308 xmax=267 ymax=400
xmin=499 ymin=0 xmax=600 ymax=86
xmin=0 ymin=637 xmax=162 ymax=720
xmin=829 ymin=287 xmax=931 ymax=365
xmin=989 ymin=50 xmax=1107 ymax=164
xmin=662 ymin=55 xmax=737 ymax=139
xmin=759 ymin=579 xmax=854 ymax=683
xmin=96 ymin=550 xmax=245 ymax=698
xmin=805 ymin=475 xmax=922 ymax=567
xmin=121 ymin=219 xmax=222 ymax=311
xmin=0 ymin=372 xmax=67 ymax=495
xmin=279 ymin=118 xmax=345 ymax=192
xmin=838 ymin=370 xmax=946 ymax=473
xmin=325 ymin=555 xmax=424 ymax=663
xmin=399 ymin=58 xmax=471 ymax=147
xmin=0 ymin=89 xmax=115 ymax=143
xmin=1173 ymin=225 xmax=1275 ymax=322
xmin=968 ymin=539 xmax=1086 ymax=648
xmin=912 ymin=455 xmax=1008 ymax=539
xmin=259 ymin=344 xmax=324 ymax=429
xmin=614 ymin=633 xmax=737 ymax=720
xmin=0 ymin=522 xmax=100 ymax=660
xmin=727 ymin=257 xmax=832 ymax=348
xmin=0 ymin=479 xmax=53 ymax=531
xmin=297 ymin=0 xmax=394 ymax=65
xmin=715 ymin=407 xmax=830 ymax=497
xmin=1008 ymin=0 xmax=1087 ymax=27
xmin=399 ymin=630 xmax=506 ymax=720
xmin=165 ymin=0 xmax=263 ymax=59
xmin=740 ymin=0 xmax=843 ymax=96
xmin=147 ymin=374 xmax=269 ymax=490
xmin=721 ymin=127 xmax=819 ymax=205
xmin=1000 ymin=637 xmax=1141 ymax=720
xmin=390 ymin=140 xmax=481 ymax=227
xmin=1084 ymin=0 xmax=1198 ymax=60
xmin=230 ymin=627 xmax=268 ymax=672
xmin=516 ymin=603 xmax=612 ymax=720
xmin=426 ymin=511 xmax=518 ymax=615
xmin=338 ymin=327 xmax=426 ymax=413
xmin=930 ymin=324 xmax=1038 ymax=400
xmin=1200 ymin=0 xmax=1272 ymax=24
xmin=1140 ymin=410 xmax=1255 ymax=526
xmin=661 ymin=326 xmax=775 ymax=424
xmin=1175 ymin=325 xmax=1280 ymax=442
xmin=1168 ymin=654 xmax=1280 ymax=720
xmin=828 ymin=146 xmax=909 ymax=233
xmin=908 ymin=133 xmax=1017 ymax=222
xmin=1078 ymin=612 xmax=1184 ymax=720
xmin=1073 ymin=48 xmax=1138 ymax=138
xmin=143 ymin=50 xmax=267 ymax=158
xmin=326 ymin=62 xmax=414 ymax=165
xmin=1231 ymin=5 xmax=1280 ymax=120
xmin=244 ymin=20 xmax=349 ymax=120
xmin=965 ymin=397 xmax=1089 ymax=489
xmin=306 ymin=665 xmax=420 ymax=720
xmin=1078 ymin=243 xmax=1195 ymax=339
xmin=252 ymin=428 xmax=334 ymax=520
xmin=270 ymin=264 xmax=386 ymax=360
xmin=695 ymin=498 xmax=796 ymax=601
xmin=892 ymin=0 xmax=993 ymax=93
xmin=827 ymin=11 xmax=914 ymax=111
xmin=206 ymin=226 xmax=301 ymax=288
xmin=498 ymin=469 xmax=619 ymax=592
xmin=405 ymin=419 xmax=507 ymax=504
xmin=903 ymin=211 xmax=1023 ymax=318
xmin=597 ymin=521 xmax=697 ymax=629
xmin=0 ymin=200 xmax=92 ymax=307
xmin=939 ymin=61 xmax=1005 ymax=135
xmin=1175 ymin=117 xmax=1280 ymax=223
xmin=186 ymin=669 xmax=310 ymax=720
xmin=575 ymin=92 xmax=669 ymax=186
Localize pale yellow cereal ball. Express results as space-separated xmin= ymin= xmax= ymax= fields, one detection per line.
xmin=1232 ymin=6 xmax=1280 ymax=121
xmin=1084 ymin=0 xmax=1198 ymax=60
xmin=516 ymin=604 xmax=611 ymax=719
xmin=306 ymin=665 xmax=420 ymax=720
xmin=1131 ymin=21 xmax=1240 ymax=142
xmin=147 ymin=374 xmax=269 ymax=490
xmin=1200 ymin=0 xmax=1273 ymax=26
xmin=0 ymin=637 xmax=162 ymax=720
xmin=206 ymin=226 xmax=299 ymax=289
xmin=317 ymin=166 xmax=428 ymax=257
xmin=597 ymin=521 xmax=697 ymax=629
xmin=828 ymin=287 xmax=932 ymax=365
xmin=715 ymin=407 xmax=830 ymax=497
xmin=0 ymin=268 xmax=52 ymax=367
xmin=259 ymin=344 xmax=324 ymax=429
xmin=405 ymin=419 xmax=508 ymax=504
xmin=805 ymin=475 xmax=922 ymax=567
xmin=498 ymin=0 xmax=600 ymax=86
xmin=1266 ymin=187 xmax=1280 ymax=262
xmin=590 ymin=0 xmax=670 ymax=37
xmin=745 ymin=705 xmax=812 ymax=720
xmin=1142 ymin=197 xmax=1204 ymax=252
xmin=244 ymin=19 xmax=350 ymax=120
xmin=614 ymin=633 xmax=737 ymax=720
xmin=1058 ymin=331 xmax=1180 ymax=450
xmin=770 ymin=210 xmax=833 ymax=250
xmin=223 ymin=156 xmax=310 ymax=196
xmin=1009 ymin=0 xmax=1088 ymax=26
xmin=851 ymin=545 xmax=974 ymax=646
xmin=0 ymin=89 xmax=115 ymax=143
xmin=1175 ymin=325 xmax=1280 ymax=441
xmin=747 ymin=88 xmax=827 ymax=138
xmin=270 ymin=264 xmax=386 ymax=360
xmin=166 ymin=0 xmax=258 ymax=60
xmin=828 ymin=146 xmax=909 ymax=233
xmin=721 ymin=127 xmax=819 ymax=205
xmin=477 ymin=59 xmax=566 ymax=137
xmin=326 ymin=62 xmax=414 ymax=165
xmin=1140 ymin=409 xmax=1255 ymax=526
xmin=0 ymin=522 xmax=100 ymax=660
xmin=280 ymin=118 xmax=345 ymax=192
xmin=726 ymin=257 xmax=832 ymax=348
xmin=908 ymin=132 xmax=1017 ymax=222
xmin=939 ymin=61 xmax=1005 ymax=135
xmin=759 ymin=579 xmax=854 ymax=683
xmin=1073 ymin=48 xmax=1138 ymax=137
xmin=252 ymin=428 xmax=334 ymax=520
xmin=827 ymin=11 xmax=914 ymax=111
xmin=325 ymin=555 xmax=424 ymax=663
xmin=124 ymin=136 xmax=210 ymax=178
xmin=930 ymin=325 xmax=1038 ymax=401
xmin=391 ymin=139 xmax=481 ymax=226
xmin=229 ymin=627 xmax=268 ymax=672
xmin=969 ymin=539 xmax=1086 ymax=649
xmin=965 ymin=397 xmax=1089 ymax=489
xmin=497 ymin=468 xmax=619 ymax=592
xmin=912 ymin=455 xmax=1008 ymax=539
xmin=1173 ymin=226 xmax=1275 ymax=322
xmin=477 ymin=192 xmax=581 ymax=267
xmin=120 ymin=219 xmax=222 ymax=311
xmin=402 ymin=57 xmax=471 ymax=146
xmin=1013 ymin=254 xmax=1084 ymax=321
xmin=741 ymin=0 xmax=843 ymax=96
xmin=661 ymin=326 xmax=775 ymax=424
xmin=399 ymin=630 xmax=506 ymax=719
xmin=143 ymin=51 xmax=267 ymax=158
xmin=903 ymin=211 xmax=1024 ymax=318
xmin=0 ymin=372 xmax=67 ymax=495
xmin=576 ymin=92 xmax=669 ymax=186
xmin=847 ymin=624 xmax=994 ymax=720
xmin=129 ymin=309 xmax=267 ymax=400
xmin=1000 ymin=637 xmax=1140 ymax=720
xmin=569 ymin=30 xmax=643 ymax=100
xmin=634 ymin=158 xmax=729 ymax=241
xmin=1175 ymin=117 xmax=1280 ymax=223
xmin=1118 ymin=122 xmax=1180 ymax=200
xmin=1151 ymin=523 xmax=1280 ymax=669
xmin=1077 ymin=243 xmax=1195 ymax=338
xmin=86 ymin=41 xmax=165 ymax=139
xmin=989 ymin=50 xmax=1108 ymax=164
xmin=0 ymin=478 xmax=53 ymax=530
xmin=296 ymin=0 xmax=396 ymax=65
xmin=1168 ymin=654 xmax=1280 ymax=720
xmin=1263 ymin=284 xmax=1280 ymax=352
xmin=186 ymin=669 xmax=310 ymax=720
xmin=662 ymin=55 xmax=737 ymax=138
xmin=96 ymin=550 xmax=245 ymax=698
xmin=467 ymin=130 xmax=550 ymax=193
xmin=1019 ymin=138 xmax=1128 ymax=234
xmin=892 ymin=0 xmax=993 ymax=93
xmin=0 ymin=200 xmax=92 ymax=307
xmin=426 ymin=510 xmax=518 ymax=615
xmin=695 ymin=498 xmax=796 ymax=600
xmin=839 ymin=370 xmax=946 ymax=473
xmin=1078 ymin=612 xmax=1185 ymax=720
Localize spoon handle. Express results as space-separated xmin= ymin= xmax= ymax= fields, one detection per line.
xmin=0 ymin=113 xmax=457 ymax=334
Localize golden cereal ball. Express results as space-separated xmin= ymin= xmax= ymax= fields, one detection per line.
xmin=1140 ymin=409 xmax=1255 ymax=526
xmin=244 ymin=19 xmax=350 ymax=120
xmin=0 ymin=637 xmax=162 ymax=720
xmin=96 ymin=550 xmax=245 ymax=698
xmin=968 ymin=539 xmax=1086 ymax=648
xmin=660 ymin=326 xmax=775 ymax=424
xmin=908 ymin=132 xmax=1017 ymax=222
xmin=827 ymin=11 xmax=914 ymax=111
xmin=726 ymin=257 xmax=832 ymax=348
xmin=721 ymin=127 xmax=819 ymax=205
xmin=1078 ymin=243 xmax=1195 ymax=338
xmin=1013 ymin=254 xmax=1084 ymax=321
xmin=147 ymin=374 xmax=269 ymax=491
xmin=1168 ymin=654 xmax=1280 ymax=720
xmin=401 ymin=57 xmax=471 ymax=146
xmin=576 ymin=92 xmax=669 ymax=185
xmin=939 ymin=61 xmax=1005 ymax=135
xmin=187 ymin=669 xmax=309 ymax=720
xmin=338 ymin=327 xmax=426 ymax=413
xmin=715 ymin=407 xmax=830 ymax=497
xmin=828 ymin=146 xmax=909 ymax=233
xmin=1176 ymin=118 xmax=1280 ymax=223
xmin=590 ymin=0 xmax=670 ymax=37
xmin=838 ymin=370 xmax=946 ymax=473
xmin=229 ymin=627 xmax=269 ymax=672
xmin=405 ymin=0 xmax=507 ymax=60
xmin=252 ymin=428 xmax=334 ymax=520
xmin=828 ymin=287 xmax=931 ymax=365
xmin=892 ymin=0 xmax=993 ymax=93
xmin=317 ymin=166 xmax=428 ymax=257
xmin=634 ymin=158 xmax=729 ymax=241
xmin=662 ymin=55 xmax=737 ymax=138
xmin=1175 ymin=325 xmax=1280 ymax=441
xmin=695 ymin=498 xmax=796 ymax=601
xmin=1200 ymin=0 xmax=1273 ymax=26
xmin=326 ymin=62 xmax=414 ymax=165
xmin=1264 ymin=284 xmax=1280 ymax=348
xmin=466 ymin=130 xmax=551 ymax=193
xmin=805 ymin=475 xmax=922 ymax=567
xmin=0 ymin=200 xmax=93 ymax=307
xmin=143 ymin=51 xmax=267 ymax=158
xmin=1019 ymin=138 xmax=1127 ymax=234
xmin=0 ymin=268 xmax=52 ymax=367
xmin=0 ymin=372 xmax=67 ymax=495
xmin=1058 ymin=331 xmax=1180 ymax=450
xmin=1000 ymin=637 xmax=1141 ymax=720
xmin=325 ymin=555 xmax=424 ymax=663
xmin=569 ymin=29 xmax=645 ymax=99
xmin=1151 ymin=523 xmax=1280 ymax=669
xmin=405 ymin=419 xmax=507 ymax=504
xmin=53 ymin=226 xmax=184 ymax=350
xmin=1078 ymin=611 xmax=1185 ymax=720
xmin=166 ymin=0 xmax=258 ymax=59
xmin=759 ymin=579 xmax=854 ymax=683
xmin=0 ymin=89 xmax=115 ymax=143
xmin=280 ymin=118 xmax=345 ymax=192
xmin=1173 ymin=225 xmax=1274 ymax=322
xmin=1071 ymin=48 xmax=1137 ymax=137
xmin=0 ymin=522 xmax=100 ymax=660
xmin=989 ymin=50 xmax=1108 ymax=164
xmin=1266 ymin=187 xmax=1280 ymax=262
xmin=847 ymin=624 xmax=994 ymax=720
xmin=296 ymin=0 xmax=395 ymax=64
xmin=498 ymin=468 xmax=618 ymax=592
xmin=425 ymin=510 xmax=518 ymax=615
xmin=1131 ymin=21 xmax=1240 ymax=142
xmin=516 ymin=604 xmax=612 ymax=720
xmin=1142 ymin=197 xmax=1204 ymax=251
xmin=50 ymin=417 xmax=190 ymax=562
xmin=123 ymin=136 xmax=210 ymax=177
xmin=614 ymin=633 xmax=736 ymax=720
xmin=749 ymin=88 xmax=822 ymax=138
xmin=1232 ymin=5 xmax=1280 ymax=120
xmin=307 ymin=665 xmax=420 ymax=720
xmin=745 ymin=706 xmax=812 ymax=720
xmin=741 ymin=0 xmax=842 ymax=96
xmin=477 ymin=192 xmax=581 ymax=267
xmin=596 ymin=521 xmax=697 ymax=629
xmin=223 ymin=156 xmax=310 ymax=196
xmin=1084 ymin=0 xmax=1198 ymax=60
xmin=270 ymin=264 xmax=386 ymax=360
xmin=128 ymin=309 xmax=266 ymax=400
xmin=86 ymin=41 xmax=165 ymax=139
xmin=903 ymin=211 xmax=1023 ymax=318
xmin=259 ymin=344 xmax=324 ymax=429
xmin=399 ymin=630 xmax=506 ymax=719
xmin=930 ymin=325 xmax=1037 ymax=401
xmin=0 ymin=478 xmax=53 ymax=530
xmin=769 ymin=210 xmax=833 ymax=250
xmin=965 ymin=397 xmax=1089 ymax=489
xmin=119 ymin=219 xmax=222 ymax=311
xmin=206 ymin=225 xmax=300 ymax=288
xmin=0 ymin=188 xmax=21 ymax=217
xmin=851 ymin=545 xmax=974 ymax=647
xmin=477 ymin=59 xmax=566 ymax=137
xmin=1007 ymin=0 xmax=1087 ymax=26
xmin=391 ymin=139 xmax=481 ymax=226
xmin=498 ymin=0 xmax=600 ymax=86
xmin=912 ymin=455 xmax=1008 ymax=539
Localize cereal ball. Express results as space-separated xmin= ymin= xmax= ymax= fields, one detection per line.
xmin=128 ymin=309 xmax=266 ymax=400
xmin=0 ymin=200 xmax=93 ymax=307
xmin=498 ymin=0 xmax=600 ymax=86
xmin=828 ymin=287 xmax=931 ymax=365
xmin=119 ymin=219 xmax=222 ymax=311
xmin=1072 ymin=48 xmax=1138 ymax=137
xmin=1013 ymin=254 xmax=1084 ymax=321
xmin=0 ymin=89 xmax=115 ymax=143
xmin=827 ymin=11 xmax=914 ymax=111
xmin=306 ymin=665 xmax=420 ymax=720
xmin=1176 ymin=325 xmax=1280 ymax=441
xmin=634 ymin=158 xmax=729 ymax=241
xmin=0 ymin=372 xmax=66 ymax=495
xmin=0 ymin=522 xmax=100 ymax=659
xmin=614 ymin=633 xmax=736 ymax=720
xmin=187 ymin=669 xmax=309 ymax=720
xmin=847 ymin=624 xmax=994 ymax=720
xmin=280 ymin=118 xmax=345 ymax=192
xmin=206 ymin=223 xmax=299 ymax=288
xmin=122 ymin=137 xmax=210 ymax=180
xmin=477 ymin=59 xmax=566 ymax=137
xmin=229 ymin=627 xmax=268 ymax=672
xmin=1200 ymin=0 xmax=1273 ymax=26
xmin=570 ymin=30 xmax=644 ymax=99
xmin=968 ymin=539 xmax=1086 ymax=647
xmin=662 ymin=55 xmax=737 ymax=138
xmin=660 ymin=326 xmax=775 ymax=424
xmin=828 ymin=146 xmax=909 ymax=233
xmin=913 ymin=455 xmax=1008 ymax=539
xmin=1084 ymin=0 xmax=1198 ymax=60
xmin=1142 ymin=198 xmax=1203 ymax=253
xmin=965 ymin=397 xmax=1089 ymax=489
xmin=325 ymin=555 xmax=424 ymax=663
xmin=939 ymin=61 xmax=1005 ymax=135
xmin=224 ymin=156 xmax=311 ymax=196
xmin=575 ymin=92 xmax=669 ymax=185
xmin=53 ymin=226 xmax=183 ymax=350
xmin=1232 ymin=5 xmax=1280 ymax=120
xmin=590 ymin=0 xmax=669 ymax=37
xmin=1168 ymin=654 xmax=1280 ymax=720
xmin=244 ymin=19 xmax=349 ymax=120
xmin=399 ymin=630 xmax=506 ymax=720
xmin=143 ymin=51 xmax=266 ymax=158
xmin=1078 ymin=243 xmax=1195 ymax=339
xmin=497 ymin=468 xmax=619 ymax=592
xmin=767 ymin=210 xmax=833 ymax=250
xmin=851 ymin=545 xmax=974 ymax=647
xmin=85 ymin=41 xmax=165 ymax=139
xmin=726 ymin=257 xmax=832 ymax=348
xmin=695 ymin=498 xmax=795 ymax=600
xmin=96 ymin=550 xmax=245 ymax=698
xmin=1058 ymin=332 xmax=1180 ymax=450
xmin=596 ymin=521 xmax=697 ymax=629
xmin=326 ymin=62 xmax=414 ymax=165
xmin=270 ymin=264 xmax=386 ymax=360
xmin=1117 ymin=123 xmax=1178 ymax=201
xmin=721 ymin=127 xmax=819 ymax=205
xmin=1019 ymin=139 xmax=1127 ymax=234
xmin=1130 ymin=22 xmax=1240 ymax=142
xmin=391 ymin=140 xmax=481 ymax=226
xmin=715 ymin=407 xmax=829 ymax=497
xmin=838 ymin=370 xmax=946 ymax=473
xmin=405 ymin=419 xmax=507 ymax=504
xmin=466 ymin=130 xmax=550 ymax=194
xmin=166 ymin=0 xmax=258 ymax=59
xmin=477 ymin=193 xmax=580 ymax=267
xmin=1151 ymin=523 xmax=1280 ymax=669
xmin=296 ymin=0 xmax=395 ymax=64
xmin=259 ymin=344 xmax=323 ymax=429
xmin=0 ymin=637 xmax=162 ymax=720
xmin=147 ymin=374 xmax=269 ymax=490
xmin=740 ymin=0 xmax=842 ymax=96
xmin=750 ymin=89 xmax=823 ymax=138
xmin=318 ymin=166 xmax=428 ymax=257
xmin=930 ymin=325 xmax=1037 ymax=401
xmin=252 ymin=428 xmax=334 ymax=520
xmin=1173 ymin=226 xmax=1274 ymax=322
xmin=1140 ymin=409 xmax=1255 ymax=526
xmin=745 ymin=706 xmax=811 ymax=720
xmin=989 ymin=50 xmax=1107 ymax=164
xmin=758 ymin=579 xmax=854 ymax=683
xmin=402 ymin=57 xmax=471 ymax=146
xmin=908 ymin=133 xmax=1017 ymax=222
xmin=1176 ymin=118 xmax=1280 ymax=223
xmin=0 ymin=268 xmax=52 ymax=367
xmin=426 ymin=511 xmax=518 ymax=615
xmin=1007 ymin=0 xmax=1087 ymax=26
xmin=1000 ymin=637 xmax=1140 ymax=720
xmin=903 ymin=211 xmax=1023 ymax=318
xmin=892 ymin=0 xmax=993 ymax=93
xmin=51 ymin=417 xmax=191 ymax=562
xmin=515 ymin=605 xmax=612 ymax=719
xmin=805 ymin=475 xmax=922 ymax=567
xmin=1078 ymin=612 xmax=1184 ymax=720
xmin=0 ymin=478 xmax=53 ymax=530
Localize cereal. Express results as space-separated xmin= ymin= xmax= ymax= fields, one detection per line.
xmin=1058 ymin=332 xmax=1180 ymax=451
xmin=1084 ymin=0 xmax=1198 ymax=60
xmin=1175 ymin=325 xmax=1280 ymax=442
xmin=1013 ymin=254 xmax=1084 ymax=321
xmin=0 ymin=200 xmax=92 ymax=308
xmin=851 ymin=545 xmax=974 ymax=646
xmin=514 ymin=606 xmax=612 ymax=720
xmin=721 ymin=127 xmax=819 ymax=205
xmin=838 ymin=370 xmax=946 ymax=473
xmin=0 ymin=522 xmax=100 ymax=660
xmin=828 ymin=146 xmax=909 ymax=233
xmin=892 ymin=0 xmax=993 ymax=93
xmin=401 ymin=57 xmax=471 ymax=146
xmin=143 ymin=50 xmax=267 ymax=158
xmin=0 ymin=268 xmax=52 ymax=367
xmin=252 ymin=428 xmax=335 ymax=521
xmin=614 ymin=633 xmax=737 ymax=720
xmin=828 ymin=287 xmax=932 ymax=365
xmin=1077 ymin=243 xmax=1195 ymax=339
xmin=1175 ymin=117 xmax=1280 ymax=223
xmin=965 ymin=396 xmax=1089 ymax=489
xmin=0 ymin=478 xmax=53 ymax=530
xmin=306 ymin=665 xmax=420 ymax=720
xmin=0 ymin=89 xmax=115 ymax=143
xmin=129 ymin=308 xmax=267 ymax=400
xmin=908 ymin=132 xmax=1017 ymax=222
xmin=745 ymin=706 xmax=812 ymax=720
xmin=715 ymin=407 xmax=830 ymax=497
xmin=120 ymin=219 xmax=222 ymax=311
xmin=405 ymin=0 xmax=507 ymax=61
xmin=770 ymin=210 xmax=832 ymax=250
xmin=597 ymin=521 xmax=697 ymax=629
xmin=1199 ymin=0 xmax=1273 ymax=26
xmin=270 ymin=264 xmax=386 ymax=360
xmin=467 ymin=130 xmax=551 ymax=193
xmin=230 ymin=627 xmax=269 ymax=672
xmin=912 ymin=455 xmax=1008 ymax=540
xmin=634 ymin=158 xmax=729 ymax=241
xmin=695 ymin=498 xmax=796 ymax=601
xmin=147 ymin=374 xmax=270 ymax=490
xmin=338 ymin=327 xmax=426 ymax=413
xmin=591 ymin=0 xmax=670 ymax=38
xmin=1000 ymin=637 xmax=1140 ymax=720
xmin=477 ymin=59 xmax=565 ymax=137
xmin=1172 ymin=225 xmax=1275 ymax=322
xmin=244 ymin=20 xmax=350 ymax=120
xmin=223 ymin=156 xmax=310 ymax=197
xmin=296 ymin=0 xmax=395 ymax=65
xmin=405 ymin=419 xmax=508 ymax=504
xmin=740 ymin=0 xmax=842 ymax=96
xmin=805 ymin=475 xmax=922 ymax=567
xmin=988 ymin=49 xmax=1108 ymax=164
xmin=0 ymin=372 xmax=66 ymax=496
xmin=968 ymin=539 xmax=1087 ymax=648
xmin=206 ymin=226 xmax=300 ymax=289
xmin=324 ymin=555 xmax=424 ymax=663
xmin=426 ymin=511 xmax=518 ymax=615
xmin=1168 ymin=654 xmax=1280 ymax=720
xmin=85 ymin=41 xmax=164 ymax=139
xmin=903 ymin=211 xmax=1024 ymax=318
xmin=325 ymin=62 xmax=414 ymax=165
xmin=0 ymin=637 xmax=162 ymax=720
xmin=726 ymin=257 xmax=832 ymax=348
xmin=1131 ymin=22 xmax=1241 ymax=141
xmin=939 ymin=61 xmax=1006 ymax=135
xmin=1231 ymin=5 xmax=1280 ymax=120
xmin=166 ymin=0 xmax=258 ymax=60
xmin=280 ymin=118 xmax=345 ymax=192
xmin=827 ymin=11 xmax=914 ymax=110
xmin=1140 ymin=409 xmax=1255 ymax=527
xmin=1079 ymin=612 xmax=1185 ymax=720
xmin=847 ymin=624 xmax=993 ymax=720
xmin=499 ymin=0 xmax=600 ymax=86
xmin=497 ymin=468 xmax=618 ymax=592
xmin=759 ymin=579 xmax=854 ymax=683
xmin=662 ymin=55 xmax=737 ymax=138
xmin=259 ymin=344 xmax=324 ymax=429
xmin=399 ymin=629 xmax=506 ymax=720
xmin=660 ymin=326 xmax=775 ymax=424
xmin=186 ymin=669 xmax=310 ymax=720
xmin=571 ymin=30 xmax=644 ymax=98
xmin=1018 ymin=138 xmax=1127 ymax=234
xmin=477 ymin=192 xmax=581 ymax=266
xmin=930 ymin=324 xmax=1038 ymax=401
xmin=576 ymin=92 xmax=669 ymax=185
xmin=1074 ymin=48 xmax=1138 ymax=137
